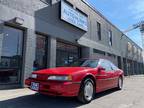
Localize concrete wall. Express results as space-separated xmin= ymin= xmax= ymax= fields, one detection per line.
xmin=0 ymin=0 xmax=142 ymax=60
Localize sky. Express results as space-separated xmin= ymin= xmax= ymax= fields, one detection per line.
xmin=86 ymin=0 xmax=144 ymax=47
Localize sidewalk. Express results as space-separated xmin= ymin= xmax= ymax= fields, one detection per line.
xmin=0 ymin=88 xmax=36 ymax=101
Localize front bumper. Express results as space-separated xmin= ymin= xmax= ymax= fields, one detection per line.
xmin=25 ymin=78 xmax=80 ymax=97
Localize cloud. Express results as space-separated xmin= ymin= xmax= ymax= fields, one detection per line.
xmin=129 ymin=0 xmax=144 ymax=20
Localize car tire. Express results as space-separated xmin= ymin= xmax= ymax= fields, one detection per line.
xmin=77 ymin=78 xmax=95 ymax=104
xmin=117 ymin=77 xmax=123 ymax=90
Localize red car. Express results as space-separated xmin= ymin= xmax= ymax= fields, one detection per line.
xmin=25 ymin=59 xmax=124 ymax=103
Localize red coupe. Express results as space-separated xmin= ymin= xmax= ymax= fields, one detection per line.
xmin=25 ymin=59 xmax=124 ymax=103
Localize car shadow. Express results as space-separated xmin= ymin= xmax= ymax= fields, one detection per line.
xmin=0 ymin=88 xmax=119 ymax=108
xmin=95 ymin=88 xmax=119 ymax=99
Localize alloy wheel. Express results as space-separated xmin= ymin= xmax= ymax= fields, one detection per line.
xmin=84 ymin=81 xmax=94 ymax=101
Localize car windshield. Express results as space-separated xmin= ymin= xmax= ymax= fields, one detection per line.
xmin=69 ymin=59 xmax=99 ymax=68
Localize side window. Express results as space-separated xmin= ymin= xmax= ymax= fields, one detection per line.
xmin=90 ymin=60 xmax=99 ymax=68
xmin=100 ymin=60 xmax=112 ymax=71
xmin=111 ymin=62 xmax=119 ymax=70
xmin=81 ymin=60 xmax=98 ymax=68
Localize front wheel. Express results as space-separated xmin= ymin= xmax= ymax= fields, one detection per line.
xmin=117 ymin=77 xmax=123 ymax=90
xmin=77 ymin=78 xmax=95 ymax=104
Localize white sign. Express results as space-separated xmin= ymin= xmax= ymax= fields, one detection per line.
xmin=61 ymin=1 xmax=88 ymax=31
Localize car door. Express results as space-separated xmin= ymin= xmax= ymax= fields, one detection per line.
xmin=104 ymin=60 xmax=118 ymax=89
xmin=110 ymin=62 xmax=120 ymax=87
xmin=96 ymin=59 xmax=113 ymax=92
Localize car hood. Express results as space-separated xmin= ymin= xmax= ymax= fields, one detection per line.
xmin=33 ymin=67 xmax=92 ymax=75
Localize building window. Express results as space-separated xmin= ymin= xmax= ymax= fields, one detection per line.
xmin=40 ymin=0 xmax=51 ymax=5
xmin=133 ymin=46 xmax=137 ymax=54
xmin=34 ymin=34 xmax=48 ymax=70
xmin=97 ymin=22 xmax=101 ymax=40
xmin=56 ymin=41 xmax=80 ymax=67
xmin=107 ymin=53 xmax=116 ymax=58
xmin=127 ymin=42 xmax=132 ymax=53
xmin=93 ymin=49 xmax=105 ymax=55
xmin=108 ymin=30 xmax=112 ymax=46
xmin=0 ymin=26 xmax=23 ymax=84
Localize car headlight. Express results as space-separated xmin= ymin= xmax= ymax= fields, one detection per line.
xmin=47 ymin=75 xmax=72 ymax=81
xmin=31 ymin=74 xmax=37 ymax=79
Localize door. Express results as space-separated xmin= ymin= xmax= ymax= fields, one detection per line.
xmin=0 ymin=26 xmax=23 ymax=84
xmin=96 ymin=59 xmax=114 ymax=92
xmin=109 ymin=61 xmax=120 ymax=87
xmin=35 ymin=34 xmax=48 ymax=70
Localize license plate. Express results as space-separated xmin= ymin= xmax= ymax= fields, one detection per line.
xmin=31 ymin=82 xmax=39 ymax=91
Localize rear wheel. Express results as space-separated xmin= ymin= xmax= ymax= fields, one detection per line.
xmin=117 ymin=77 xmax=123 ymax=90
xmin=77 ymin=78 xmax=95 ymax=104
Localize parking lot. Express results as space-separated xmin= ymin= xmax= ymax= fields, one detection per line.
xmin=0 ymin=75 xmax=144 ymax=108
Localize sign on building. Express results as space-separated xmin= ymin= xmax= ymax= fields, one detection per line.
xmin=61 ymin=0 xmax=88 ymax=31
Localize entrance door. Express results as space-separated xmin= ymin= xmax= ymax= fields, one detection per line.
xmin=0 ymin=26 xmax=23 ymax=84
xmin=35 ymin=34 xmax=48 ymax=70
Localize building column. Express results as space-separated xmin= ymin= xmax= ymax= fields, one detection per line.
xmin=48 ymin=37 xmax=56 ymax=68
xmin=142 ymin=63 xmax=144 ymax=74
xmin=132 ymin=61 xmax=135 ymax=75
xmin=136 ymin=62 xmax=138 ymax=75
xmin=22 ymin=29 xmax=36 ymax=87
xmin=0 ymin=21 xmax=4 ymax=61
xmin=141 ymin=63 xmax=143 ymax=74
xmin=141 ymin=64 xmax=143 ymax=74
xmin=126 ymin=59 xmax=129 ymax=76
xmin=138 ymin=63 xmax=140 ymax=74
xmin=121 ymin=57 xmax=124 ymax=70
xmin=81 ymin=47 xmax=93 ymax=59
xmin=135 ymin=61 xmax=139 ymax=75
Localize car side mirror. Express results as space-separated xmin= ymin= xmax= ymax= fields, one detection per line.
xmin=98 ymin=66 xmax=105 ymax=73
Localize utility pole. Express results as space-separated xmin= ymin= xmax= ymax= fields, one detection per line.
xmin=140 ymin=22 xmax=144 ymax=50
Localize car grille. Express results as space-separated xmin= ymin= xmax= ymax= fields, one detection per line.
xmin=36 ymin=74 xmax=49 ymax=81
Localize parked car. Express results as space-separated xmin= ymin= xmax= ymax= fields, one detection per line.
xmin=25 ymin=59 xmax=124 ymax=104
